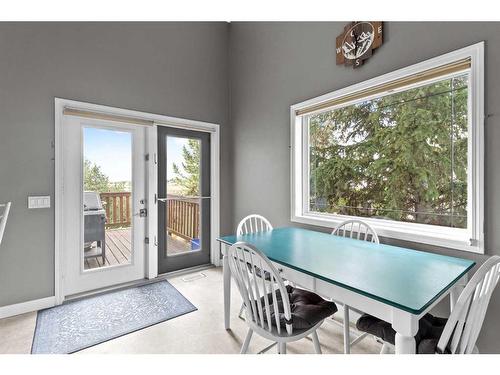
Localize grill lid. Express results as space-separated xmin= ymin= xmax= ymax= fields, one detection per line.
xmin=84 ymin=191 xmax=103 ymax=211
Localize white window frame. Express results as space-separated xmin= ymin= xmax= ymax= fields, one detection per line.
xmin=290 ymin=42 xmax=484 ymax=254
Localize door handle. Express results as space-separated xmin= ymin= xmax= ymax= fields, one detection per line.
xmin=133 ymin=208 xmax=148 ymax=217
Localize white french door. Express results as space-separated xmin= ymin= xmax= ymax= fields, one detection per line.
xmin=62 ymin=115 xmax=147 ymax=297
xmin=156 ymin=126 xmax=211 ymax=273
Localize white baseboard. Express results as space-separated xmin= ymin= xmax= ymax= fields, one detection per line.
xmin=0 ymin=296 xmax=56 ymax=319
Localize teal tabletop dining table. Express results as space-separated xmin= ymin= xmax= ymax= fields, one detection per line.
xmin=217 ymin=227 xmax=475 ymax=354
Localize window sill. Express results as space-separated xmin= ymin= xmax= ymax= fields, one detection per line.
xmin=292 ymin=212 xmax=483 ymax=254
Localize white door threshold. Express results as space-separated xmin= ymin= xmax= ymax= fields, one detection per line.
xmin=66 ymin=264 xmax=215 ymax=302
xmin=157 ymin=263 xmax=215 ymax=279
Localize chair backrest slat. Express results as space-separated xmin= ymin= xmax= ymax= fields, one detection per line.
xmin=458 ymin=281 xmax=483 ymax=353
xmin=237 ymin=214 xmax=273 ymax=235
xmin=437 ymin=256 xmax=500 ymax=354
xmin=249 ymin=251 xmax=265 ymax=328
xmin=234 ymin=246 xmax=256 ymax=319
xmin=465 ymin=264 xmax=500 ymax=353
xmin=227 ymin=242 xmax=292 ymax=336
xmin=332 ymin=219 xmax=379 ymax=244
xmin=269 ymin=274 xmax=281 ymax=335
xmin=240 ymin=247 xmax=259 ymax=319
xmin=449 ymin=293 xmax=472 ymax=353
xmin=0 ymin=202 xmax=12 ymax=246
xmin=259 ymin=258 xmax=273 ymax=331
xmin=231 ymin=246 xmax=250 ymax=309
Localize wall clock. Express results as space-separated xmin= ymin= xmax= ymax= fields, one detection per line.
xmin=336 ymin=21 xmax=383 ymax=68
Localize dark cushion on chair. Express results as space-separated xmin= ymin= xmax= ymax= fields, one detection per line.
xmin=246 ymin=263 xmax=272 ymax=281
xmin=258 ymin=285 xmax=337 ymax=330
xmin=356 ymin=313 xmax=448 ymax=354
xmin=417 ymin=339 xmax=441 ymax=354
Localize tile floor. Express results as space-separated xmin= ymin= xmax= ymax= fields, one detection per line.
xmin=0 ymin=267 xmax=382 ymax=354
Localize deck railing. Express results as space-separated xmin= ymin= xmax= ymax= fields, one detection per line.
xmin=166 ymin=196 xmax=200 ymax=241
xmin=98 ymin=192 xmax=200 ymax=240
xmin=100 ymin=192 xmax=131 ymax=229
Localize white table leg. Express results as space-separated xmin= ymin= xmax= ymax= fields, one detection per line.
xmin=395 ymin=333 xmax=416 ymax=354
xmin=343 ymin=305 xmax=350 ymax=354
xmin=222 ymin=243 xmax=231 ymax=330
xmin=392 ymin=309 xmax=418 ymax=354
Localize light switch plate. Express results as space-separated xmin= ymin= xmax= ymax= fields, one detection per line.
xmin=28 ymin=196 xmax=51 ymax=209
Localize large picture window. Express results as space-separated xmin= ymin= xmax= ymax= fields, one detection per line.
xmin=309 ymin=73 xmax=468 ymax=228
xmin=291 ymin=43 xmax=484 ymax=253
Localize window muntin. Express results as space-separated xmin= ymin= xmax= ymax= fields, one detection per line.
xmin=307 ymin=73 xmax=469 ymax=229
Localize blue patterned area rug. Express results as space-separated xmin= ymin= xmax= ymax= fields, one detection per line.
xmin=31 ymin=280 xmax=197 ymax=354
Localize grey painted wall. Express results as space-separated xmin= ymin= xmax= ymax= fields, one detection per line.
xmin=0 ymin=22 xmax=231 ymax=306
xmin=229 ymin=22 xmax=500 ymax=352
xmin=1 ymin=21 xmax=500 ymax=352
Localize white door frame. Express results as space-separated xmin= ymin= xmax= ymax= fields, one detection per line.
xmin=55 ymin=98 xmax=220 ymax=304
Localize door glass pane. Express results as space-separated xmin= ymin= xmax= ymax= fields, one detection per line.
xmin=83 ymin=127 xmax=133 ymax=270
xmin=165 ymin=136 xmax=201 ymax=256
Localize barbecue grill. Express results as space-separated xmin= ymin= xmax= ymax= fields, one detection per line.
xmin=84 ymin=191 xmax=106 ymax=263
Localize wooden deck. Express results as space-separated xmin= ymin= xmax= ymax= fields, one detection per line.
xmin=84 ymin=228 xmax=192 ymax=270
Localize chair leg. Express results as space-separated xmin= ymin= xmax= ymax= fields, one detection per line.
xmin=278 ymin=342 xmax=286 ymax=354
xmin=380 ymin=342 xmax=390 ymax=354
xmin=238 ymin=303 xmax=245 ymax=320
xmin=350 ymin=332 xmax=369 ymax=347
xmin=240 ymin=328 xmax=253 ymax=354
xmin=343 ymin=305 xmax=350 ymax=354
xmin=311 ymin=331 xmax=322 ymax=354
xmin=257 ymin=342 xmax=277 ymax=354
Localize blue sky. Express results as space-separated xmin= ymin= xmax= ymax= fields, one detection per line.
xmin=84 ymin=128 xmax=132 ymax=182
xmin=166 ymin=136 xmax=190 ymax=181
xmin=84 ymin=127 xmax=188 ymax=182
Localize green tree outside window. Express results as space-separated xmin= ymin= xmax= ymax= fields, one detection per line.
xmin=309 ymin=74 xmax=468 ymax=228
xmin=171 ymin=139 xmax=201 ymax=196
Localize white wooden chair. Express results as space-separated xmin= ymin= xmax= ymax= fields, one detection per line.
xmin=0 ymin=202 xmax=12 ymax=246
xmin=236 ymin=214 xmax=274 ymax=318
xmin=436 ymin=255 xmax=500 ymax=354
xmin=356 ymin=255 xmax=500 ymax=354
xmin=331 ymin=219 xmax=379 ymax=243
xmin=237 ymin=214 xmax=273 ymax=235
xmin=227 ymin=241 xmax=334 ymax=354
xmin=331 ymin=219 xmax=380 ymax=353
